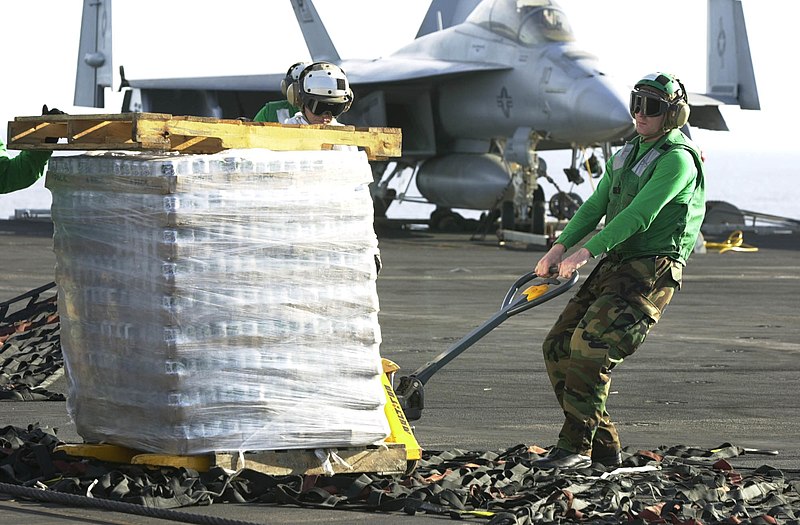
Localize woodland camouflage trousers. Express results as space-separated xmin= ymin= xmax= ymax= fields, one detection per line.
xmin=541 ymin=255 xmax=683 ymax=456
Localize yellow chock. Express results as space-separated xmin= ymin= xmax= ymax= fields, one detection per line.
xmin=704 ymin=230 xmax=759 ymax=254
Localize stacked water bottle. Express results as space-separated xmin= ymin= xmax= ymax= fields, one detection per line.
xmin=47 ymin=149 xmax=389 ymax=455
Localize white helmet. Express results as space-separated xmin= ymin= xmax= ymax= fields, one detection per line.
xmin=297 ymin=62 xmax=353 ymax=117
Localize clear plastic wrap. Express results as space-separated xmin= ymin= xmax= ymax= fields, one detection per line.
xmin=46 ymin=149 xmax=389 ymax=455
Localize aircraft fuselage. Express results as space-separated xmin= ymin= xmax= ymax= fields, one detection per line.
xmin=390 ymin=21 xmax=633 ymax=153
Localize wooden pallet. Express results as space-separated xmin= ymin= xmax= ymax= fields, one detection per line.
xmin=214 ymin=444 xmax=408 ymax=476
xmin=7 ymin=113 xmax=401 ymax=160
xmin=55 ymin=442 xmax=408 ymax=476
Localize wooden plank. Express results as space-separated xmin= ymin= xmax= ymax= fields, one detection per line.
xmin=53 ymin=441 xmax=407 ymax=475
xmin=7 ymin=113 xmax=401 ymax=160
xmin=137 ymin=115 xmax=401 ymax=158
xmin=55 ymin=443 xmax=140 ymax=464
xmin=214 ymin=444 xmax=408 ymax=476
xmin=9 ymin=113 xmax=144 ymax=150
xmin=131 ymin=453 xmax=212 ymax=471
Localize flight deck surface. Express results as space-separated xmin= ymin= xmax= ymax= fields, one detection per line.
xmin=1 ymin=221 xmax=798 ymax=524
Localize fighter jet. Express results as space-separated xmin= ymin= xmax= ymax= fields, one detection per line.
xmin=74 ymin=0 xmax=759 ymax=233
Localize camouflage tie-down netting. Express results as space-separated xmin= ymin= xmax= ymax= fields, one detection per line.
xmin=2 ymin=287 xmax=799 ymax=523
xmin=1 ymin=425 xmax=799 ymax=525
xmin=0 ymin=283 xmax=63 ymax=401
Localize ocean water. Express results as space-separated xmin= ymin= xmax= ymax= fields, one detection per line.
xmin=1 ymin=148 xmax=797 ymax=222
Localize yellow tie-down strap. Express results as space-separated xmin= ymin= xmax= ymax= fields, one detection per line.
xmin=704 ymin=230 xmax=759 ymax=254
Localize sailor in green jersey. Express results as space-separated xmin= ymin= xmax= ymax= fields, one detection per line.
xmin=0 ymin=138 xmax=51 ymax=194
xmin=532 ymin=72 xmax=706 ymax=470
xmin=1 ymin=105 xmax=65 ymax=193
xmin=252 ymin=62 xmax=306 ymax=123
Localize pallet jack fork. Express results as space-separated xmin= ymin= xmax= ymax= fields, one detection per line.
xmin=380 ymin=270 xmax=579 ymax=469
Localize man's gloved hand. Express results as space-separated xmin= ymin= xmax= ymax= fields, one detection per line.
xmin=42 ymin=105 xmax=66 ymax=143
xmin=42 ymin=105 xmax=66 ymax=116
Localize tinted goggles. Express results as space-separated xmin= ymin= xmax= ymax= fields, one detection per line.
xmin=629 ymin=91 xmax=670 ymax=117
xmin=307 ymin=99 xmax=348 ymax=117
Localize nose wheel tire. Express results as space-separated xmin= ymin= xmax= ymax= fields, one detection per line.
xmin=548 ymin=191 xmax=583 ymax=220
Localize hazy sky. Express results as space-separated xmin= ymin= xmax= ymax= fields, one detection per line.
xmin=1 ymin=0 xmax=794 ymax=216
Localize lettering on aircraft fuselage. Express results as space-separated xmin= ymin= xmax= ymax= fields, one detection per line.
xmin=471 ymin=43 xmax=487 ymax=55
xmin=497 ymin=87 xmax=513 ymax=118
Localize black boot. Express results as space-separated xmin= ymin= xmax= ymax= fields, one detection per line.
xmin=532 ymin=448 xmax=591 ymax=470
xmin=591 ymin=449 xmax=623 ymax=467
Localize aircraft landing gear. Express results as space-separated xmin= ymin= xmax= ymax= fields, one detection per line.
xmin=429 ymin=207 xmax=466 ymax=232
xmin=501 ymin=177 xmax=545 ymax=233
xmin=372 ymin=187 xmax=397 ymax=218
xmin=531 ymin=186 xmax=546 ymax=234
xmin=500 ymin=201 xmax=515 ymax=231
xmin=370 ymin=161 xmax=411 ymax=219
xmin=548 ymin=191 xmax=583 ymax=220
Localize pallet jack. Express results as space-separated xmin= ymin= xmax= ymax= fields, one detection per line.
xmin=51 ymin=271 xmax=578 ymax=476
xmin=380 ymin=270 xmax=579 ymax=471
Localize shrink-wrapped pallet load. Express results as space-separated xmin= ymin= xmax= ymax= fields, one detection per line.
xmin=46 ymin=149 xmax=389 ymax=455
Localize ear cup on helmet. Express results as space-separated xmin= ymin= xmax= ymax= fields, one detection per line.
xmin=666 ymin=77 xmax=690 ymax=129
xmin=664 ymin=94 xmax=689 ymax=129
xmin=343 ymin=88 xmax=354 ymax=113
xmin=280 ymin=61 xmax=307 ymax=106
xmin=672 ymin=100 xmax=690 ymax=128
xmin=286 ymin=83 xmax=301 ymax=107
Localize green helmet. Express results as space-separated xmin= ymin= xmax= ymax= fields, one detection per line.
xmin=634 ymin=72 xmax=683 ymax=101
xmin=630 ymin=72 xmax=690 ymax=130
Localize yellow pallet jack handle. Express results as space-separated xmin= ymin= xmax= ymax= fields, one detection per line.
xmin=381 ymin=358 xmax=423 ymax=468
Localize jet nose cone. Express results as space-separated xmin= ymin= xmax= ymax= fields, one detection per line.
xmin=573 ymin=76 xmax=634 ymax=143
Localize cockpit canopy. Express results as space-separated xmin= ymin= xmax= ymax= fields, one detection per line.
xmin=466 ymin=0 xmax=575 ymax=45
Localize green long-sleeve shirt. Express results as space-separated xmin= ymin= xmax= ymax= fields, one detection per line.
xmin=0 ymin=138 xmax=51 ymax=194
xmin=253 ymin=100 xmax=299 ymax=123
xmin=556 ymin=130 xmax=704 ymax=263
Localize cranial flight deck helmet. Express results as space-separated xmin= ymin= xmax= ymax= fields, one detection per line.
xmin=281 ymin=62 xmax=308 ymax=106
xmin=629 ymin=72 xmax=690 ymax=130
xmin=294 ymin=61 xmax=353 ymax=117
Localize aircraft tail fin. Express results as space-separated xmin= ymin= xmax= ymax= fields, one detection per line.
xmin=415 ymin=0 xmax=481 ymax=38
xmin=289 ymin=0 xmax=340 ymax=63
xmin=74 ymin=0 xmax=113 ymax=107
xmin=707 ymin=0 xmax=760 ymax=110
